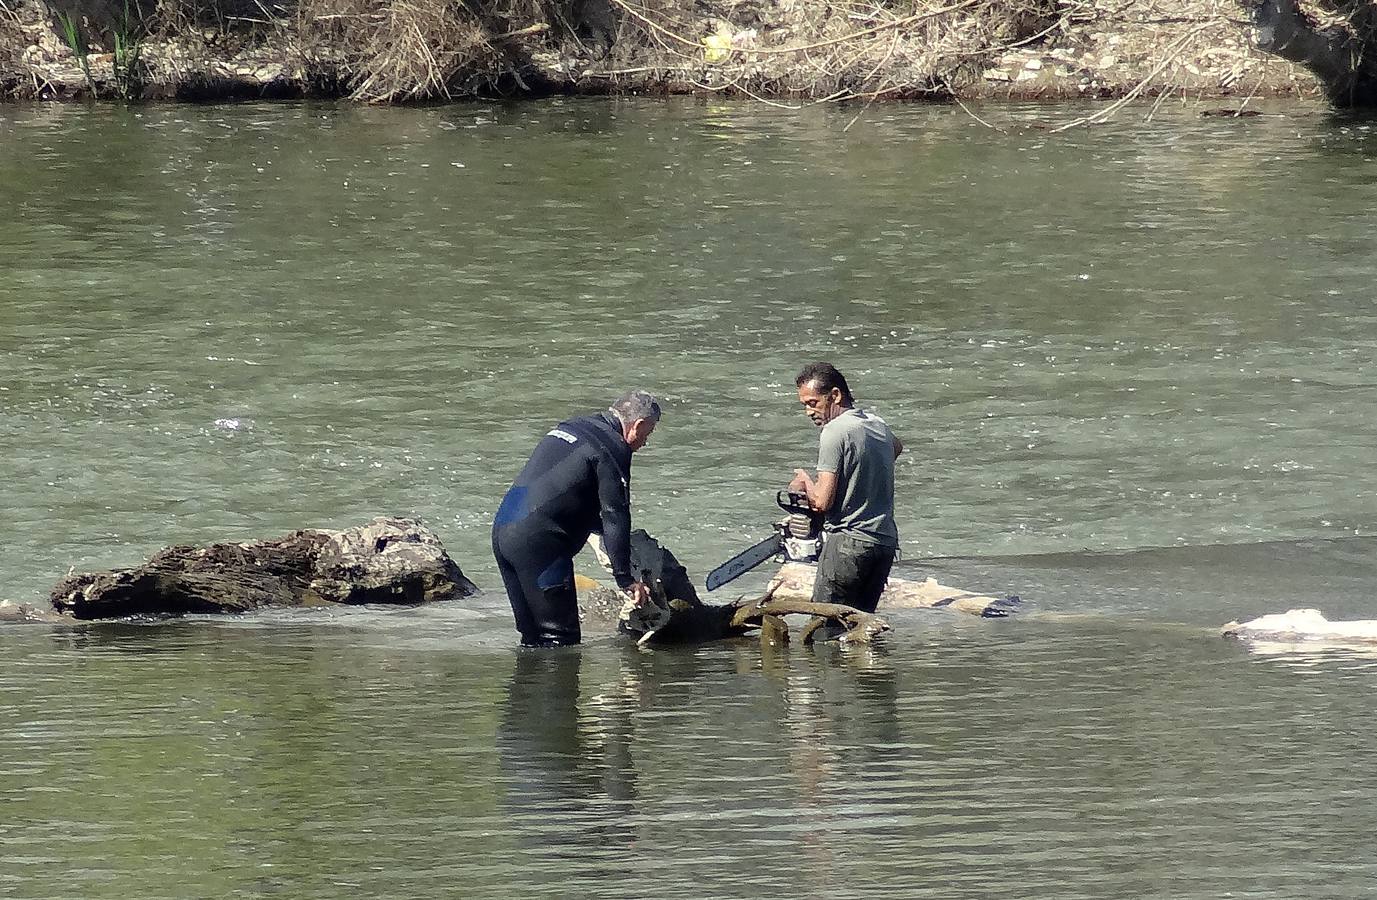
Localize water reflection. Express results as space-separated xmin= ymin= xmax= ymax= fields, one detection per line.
xmin=1236 ymin=638 xmax=1377 ymax=672
xmin=496 ymin=648 xmax=639 ymax=864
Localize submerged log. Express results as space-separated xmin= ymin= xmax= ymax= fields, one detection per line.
xmin=48 ymin=516 xmax=478 ymax=620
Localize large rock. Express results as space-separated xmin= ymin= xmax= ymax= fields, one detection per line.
xmin=310 ymin=516 xmax=477 ymax=605
xmin=48 ymin=516 xmax=477 ymax=620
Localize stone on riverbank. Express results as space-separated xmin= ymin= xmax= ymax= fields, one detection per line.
xmin=48 ymin=516 xmax=478 ymax=620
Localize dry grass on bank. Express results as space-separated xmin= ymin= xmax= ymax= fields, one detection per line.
xmin=0 ymin=0 xmax=1311 ymax=103
xmin=582 ymin=0 xmax=1066 ymax=100
xmin=292 ymin=1 xmax=494 ymax=101
xmin=279 ymin=0 xmax=1076 ymax=102
xmin=0 ymin=1 xmax=26 ymax=65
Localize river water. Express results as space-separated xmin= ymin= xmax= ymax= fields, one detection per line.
xmin=3 ymin=99 xmax=1377 ymax=898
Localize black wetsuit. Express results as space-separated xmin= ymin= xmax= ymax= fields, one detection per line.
xmin=491 ymin=412 xmax=636 ymax=646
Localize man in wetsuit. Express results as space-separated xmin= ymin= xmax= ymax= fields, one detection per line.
xmin=788 ymin=363 xmax=903 ymax=614
xmin=492 ymin=390 xmax=660 ymax=646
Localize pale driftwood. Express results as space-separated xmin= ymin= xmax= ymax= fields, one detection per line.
xmin=1222 ymin=608 xmax=1377 ymax=644
xmin=765 ymin=562 xmax=1019 ymax=618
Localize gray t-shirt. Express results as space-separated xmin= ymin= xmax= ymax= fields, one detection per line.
xmin=816 ymin=407 xmax=899 ymax=548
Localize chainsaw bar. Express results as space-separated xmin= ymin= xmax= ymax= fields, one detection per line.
xmin=705 ymin=532 xmax=783 ymax=592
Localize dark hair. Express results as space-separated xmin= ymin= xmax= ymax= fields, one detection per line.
xmin=795 ymin=362 xmax=853 ymax=406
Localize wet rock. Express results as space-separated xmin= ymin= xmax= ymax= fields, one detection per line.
xmin=48 ymin=516 xmax=477 ymax=620
xmin=311 ymin=516 xmax=478 ymax=605
xmin=0 ymin=599 xmax=68 ymax=624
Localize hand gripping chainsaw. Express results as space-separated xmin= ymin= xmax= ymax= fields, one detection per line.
xmin=705 ymin=490 xmax=824 ymax=591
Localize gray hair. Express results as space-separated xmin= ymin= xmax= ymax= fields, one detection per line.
xmin=609 ymin=389 xmax=662 ymax=426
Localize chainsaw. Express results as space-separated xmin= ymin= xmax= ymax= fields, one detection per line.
xmin=705 ymin=490 xmax=825 ymax=592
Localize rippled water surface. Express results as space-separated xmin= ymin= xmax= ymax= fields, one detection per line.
xmin=4 ymin=99 xmax=1377 ymax=898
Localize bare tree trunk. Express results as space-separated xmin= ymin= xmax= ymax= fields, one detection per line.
xmin=1251 ymin=0 xmax=1377 ymax=105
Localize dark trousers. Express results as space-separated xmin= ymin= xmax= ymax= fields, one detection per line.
xmin=812 ymin=533 xmax=896 ymax=614
xmin=492 ymin=530 xmax=581 ymax=646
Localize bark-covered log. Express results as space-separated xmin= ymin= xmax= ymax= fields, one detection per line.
xmin=1251 ymin=0 xmax=1377 ymax=105
xmin=48 ymin=516 xmax=478 ymax=619
xmin=580 ymin=530 xmax=741 ymax=642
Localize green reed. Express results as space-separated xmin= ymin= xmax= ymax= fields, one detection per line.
xmin=55 ymin=11 xmax=96 ymax=97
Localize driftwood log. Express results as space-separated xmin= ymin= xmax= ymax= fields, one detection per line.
xmin=1223 ymin=608 xmax=1377 ymax=643
xmin=46 ymin=516 xmax=477 ymax=619
xmin=766 ymin=562 xmax=1019 ymax=618
xmin=580 ymin=532 xmax=1017 ymax=646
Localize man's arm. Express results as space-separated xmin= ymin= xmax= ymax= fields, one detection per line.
xmin=893 ymin=435 xmax=904 ymax=458
xmin=789 ymin=419 xmax=845 ymax=513
xmin=789 ymin=468 xmax=839 ymax=513
xmin=595 ymin=456 xmax=651 ymax=605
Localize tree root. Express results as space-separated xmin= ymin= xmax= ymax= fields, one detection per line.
xmin=728 ymin=593 xmax=891 ymax=645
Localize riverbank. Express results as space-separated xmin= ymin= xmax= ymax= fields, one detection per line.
xmin=0 ymin=0 xmax=1319 ymax=104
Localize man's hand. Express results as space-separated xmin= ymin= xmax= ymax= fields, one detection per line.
xmin=789 ymin=469 xmax=814 ymax=493
xmin=625 ymin=581 xmax=652 ymax=607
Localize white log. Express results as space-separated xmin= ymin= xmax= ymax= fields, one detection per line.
xmin=1222 ymin=608 xmax=1377 ymax=644
xmin=765 ymin=562 xmax=1018 ymax=618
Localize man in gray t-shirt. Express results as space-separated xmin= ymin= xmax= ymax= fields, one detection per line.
xmin=788 ymin=362 xmax=903 ymax=613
